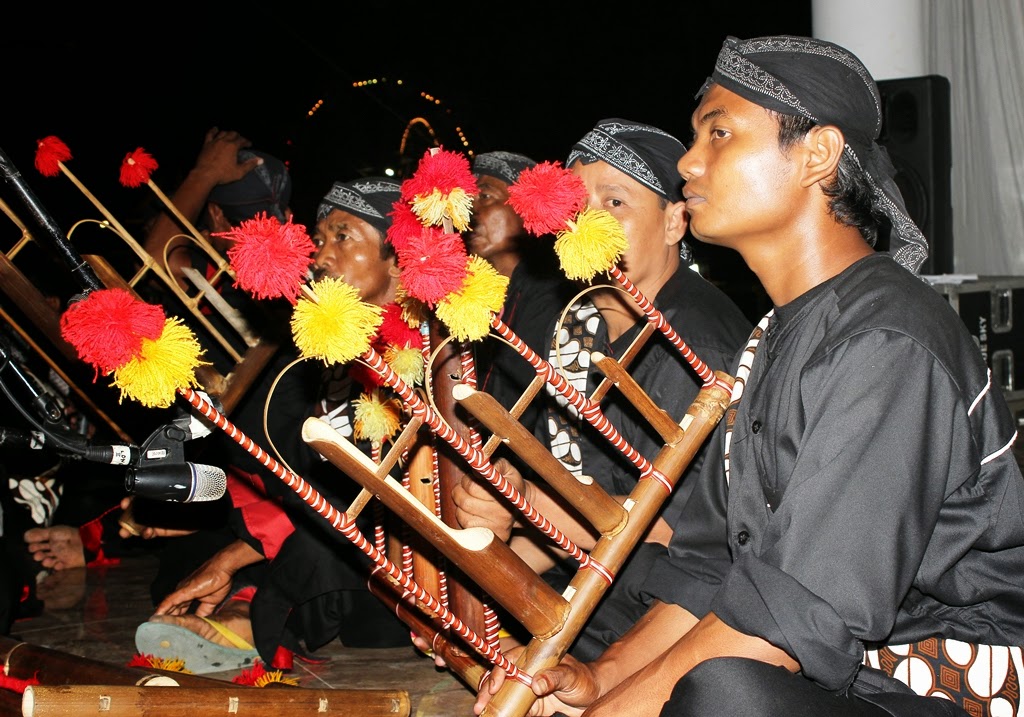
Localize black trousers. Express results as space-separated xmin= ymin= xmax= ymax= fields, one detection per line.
xmin=661 ymin=658 xmax=969 ymax=717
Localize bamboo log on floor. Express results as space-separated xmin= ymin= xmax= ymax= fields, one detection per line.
xmin=0 ymin=636 xmax=231 ymax=688
xmin=22 ymin=684 xmax=410 ymax=717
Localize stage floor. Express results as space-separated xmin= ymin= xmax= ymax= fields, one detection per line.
xmin=5 ymin=554 xmax=478 ymax=716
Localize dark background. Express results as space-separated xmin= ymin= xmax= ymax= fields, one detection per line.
xmin=3 ymin=3 xmax=812 ymax=316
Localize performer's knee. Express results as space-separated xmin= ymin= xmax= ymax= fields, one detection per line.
xmin=661 ymin=657 xmax=785 ymax=717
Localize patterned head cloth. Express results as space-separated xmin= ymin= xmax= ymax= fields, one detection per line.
xmin=567 ymin=118 xmax=686 ymax=202
xmin=316 ymin=177 xmax=402 ymax=235
xmin=208 ymin=149 xmax=292 ymax=224
xmin=702 ymin=35 xmax=928 ymax=274
xmin=472 ymin=151 xmax=537 ymax=186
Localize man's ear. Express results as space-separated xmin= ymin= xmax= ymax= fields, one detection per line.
xmin=387 ymin=258 xmax=401 ymax=279
xmin=802 ymin=126 xmax=845 ymax=188
xmin=664 ymin=200 xmax=689 ymax=247
xmin=207 ymin=202 xmax=232 ymax=232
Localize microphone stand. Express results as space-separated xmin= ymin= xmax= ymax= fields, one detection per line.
xmin=0 ymin=146 xmax=103 ymax=294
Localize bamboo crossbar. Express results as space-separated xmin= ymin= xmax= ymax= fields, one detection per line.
xmin=454 ymin=384 xmax=628 ymax=536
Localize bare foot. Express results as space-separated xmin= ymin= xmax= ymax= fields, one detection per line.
xmin=147 ymin=600 xmax=254 ymax=648
xmin=36 ymin=567 xmax=87 ymax=610
xmin=23 ymin=525 xmax=86 ymax=570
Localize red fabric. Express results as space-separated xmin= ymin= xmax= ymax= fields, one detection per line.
xmin=0 ymin=672 xmax=39 ymax=694
xmin=226 ymin=469 xmax=294 ymax=560
xmin=78 ymin=505 xmax=121 ymax=567
xmin=269 ymin=645 xmax=294 ymax=671
xmin=229 ymin=585 xmax=257 ymax=604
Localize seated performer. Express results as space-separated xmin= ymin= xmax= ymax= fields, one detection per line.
xmin=463 ymin=150 xmax=569 ymax=432
xmin=135 ymin=177 xmax=412 ymax=673
xmin=454 ymin=120 xmax=752 ymax=661
xmin=474 ymin=35 xmax=1024 ymax=717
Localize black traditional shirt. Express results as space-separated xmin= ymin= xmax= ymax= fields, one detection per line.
xmin=644 ymin=253 xmax=1024 ymax=693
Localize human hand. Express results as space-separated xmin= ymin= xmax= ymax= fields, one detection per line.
xmin=117 ymin=497 xmax=198 ymax=540
xmin=152 ymin=549 xmax=238 ymax=618
xmin=192 ymin=127 xmax=260 ymax=186
xmin=473 ymin=648 xmax=594 ymax=716
xmin=410 ymin=631 xmax=447 ymax=668
xmin=453 ymin=457 xmax=523 ymax=541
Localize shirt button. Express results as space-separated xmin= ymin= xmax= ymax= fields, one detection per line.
xmin=751 ymin=420 xmax=762 ymax=434
xmin=737 ymin=530 xmax=750 ymax=545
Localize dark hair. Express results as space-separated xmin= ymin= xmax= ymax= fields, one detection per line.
xmin=772 ymin=112 xmax=882 ymax=246
xmin=378 ymin=230 xmax=396 ymax=262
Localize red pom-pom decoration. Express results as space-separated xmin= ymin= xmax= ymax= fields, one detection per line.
xmin=119 ymin=147 xmax=159 ymax=187
xmin=399 ymin=149 xmax=477 ymax=203
xmin=60 ymin=289 xmax=166 ymax=373
xmin=221 ymin=214 xmax=316 ymax=303
xmin=396 ymin=227 xmax=469 ymax=306
xmin=385 ymin=200 xmax=423 ymax=253
xmin=378 ymin=302 xmax=423 ymax=349
xmin=348 ymin=360 xmax=384 ymax=390
xmin=34 ymin=136 xmax=72 ymax=177
xmin=507 ymin=161 xmax=588 ymax=236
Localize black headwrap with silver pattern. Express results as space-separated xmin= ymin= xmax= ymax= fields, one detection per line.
xmin=316 ymin=177 xmax=401 ymax=235
xmin=208 ymin=149 xmax=292 ymax=224
xmin=473 ymin=151 xmax=537 ymax=186
xmin=701 ymin=35 xmax=928 ymax=274
xmin=567 ymin=118 xmax=686 ymax=203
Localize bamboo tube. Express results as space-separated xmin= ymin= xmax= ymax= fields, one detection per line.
xmin=481 ymin=373 xmax=733 ymax=717
xmin=301 ymin=417 xmax=570 ymax=640
xmin=430 ymin=328 xmax=491 ymax=644
xmin=22 ymin=684 xmax=409 ymax=717
xmin=404 ymin=433 xmax=444 ymax=601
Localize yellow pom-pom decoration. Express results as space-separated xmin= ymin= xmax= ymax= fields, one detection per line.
xmin=385 ymin=344 xmax=425 ymax=387
xmin=353 ymin=389 xmax=403 ymax=444
xmin=150 ymin=657 xmax=191 ymax=674
xmin=111 ymin=318 xmax=206 ymax=408
xmin=411 ymin=187 xmax=474 ymax=232
xmin=252 ymin=670 xmax=300 ymax=687
xmin=435 ymin=256 xmax=509 ymax=341
xmin=291 ymin=278 xmax=383 ymax=365
xmin=553 ymin=207 xmax=629 ymax=281
xmin=396 ymin=288 xmax=430 ymax=328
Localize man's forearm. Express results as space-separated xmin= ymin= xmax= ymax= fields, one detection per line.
xmin=589 ymin=600 xmax=698 ymax=697
xmin=217 ymin=538 xmax=265 ymax=572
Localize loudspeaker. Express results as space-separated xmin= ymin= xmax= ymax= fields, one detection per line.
xmin=877 ymin=75 xmax=954 ymax=275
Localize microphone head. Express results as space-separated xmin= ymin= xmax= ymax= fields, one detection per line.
xmin=187 ymin=463 xmax=227 ymax=503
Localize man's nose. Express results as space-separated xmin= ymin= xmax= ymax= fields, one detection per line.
xmin=677 ymin=147 xmax=701 ymax=182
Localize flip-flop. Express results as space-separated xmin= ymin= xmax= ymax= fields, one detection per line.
xmin=135 ymin=618 xmax=260 ymax=674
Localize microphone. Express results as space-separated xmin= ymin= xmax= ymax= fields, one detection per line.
xmin=125 ymin=462 xmax=227 ymax=503
xmin=125 ymin=412 xmax=227 ymax=503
